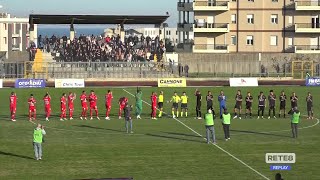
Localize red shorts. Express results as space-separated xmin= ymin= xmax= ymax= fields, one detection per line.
xmin=10 ymin=105 xmax=16 ymax=112
xmin=90 ymin=104 xmax=97 ymax=109
xmin=29 ymin=107 xmax=36 ymax=112
xmin=106 ymin=104 xmax=111 ymax=109
xmin=152 ymin=105 xmax=157 ymax=110
xmin=120 ymin=106 xmax=125 ymax=110
xmin=69 ymin=106 xmax=74 ymax=111
xmin=45 ymin=106 xmax=51 ymax=112
xmin=82 ymin=106 xmax=88 ymax=110
xmin=61 ymin=106 xmax=66 ymax=111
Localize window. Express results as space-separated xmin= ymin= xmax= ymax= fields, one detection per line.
xmin=270 ymin=36 xmax=278 ymax=46
xmin=3 ymin=37 xmax=6 ymax=44
xmin=246 ymin=35 xmax=254 ymax=45
xmin=231 ymin=14 xmax=237 ymax=24
xmin=4 ymin=23 xmax=7 ymax=31
xmin=288 ymin=38 xmax=293 ymax=46
xmin=271 ymin=14 xmax=278 ymax=24
xmin=247 ymin=14 xmax=254 ymax=24
xmin=248 ymin=0 xmax=254 ymax=2
xmin=231 ymin=35 xmax=237 ymax=45
xmin=272 ymin=0 xmax=278 ymax=2
xmin=288 ymin=16 xmax=293 ymax=24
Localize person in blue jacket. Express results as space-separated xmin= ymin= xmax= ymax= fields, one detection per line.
xmin=218 ymin=90 xmax=227 ymax=119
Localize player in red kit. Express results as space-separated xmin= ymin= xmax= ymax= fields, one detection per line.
xmin=60 ymin=93 xmax=67 ymax=121
xmin=9 ymin=92 xmax=17 ymax=121
xmin=89 ymin=90 xmax=100 ymax=120
xmin=80 ymin=91 xmax=88 ymax=120
xmin=151 ymin=92 xmax=157 ymax=120
xmin=118 ymin=97 xmax=128 ymax=119
xmin=28 ymin=94 xmax=36 ymax=121
xmin=68 ymin=92 xmax=76 ymax=120
xmin=105 ymin=90 xmax=113 ymax=120
xmin=43 ymin=92 xmax=51 ymax=121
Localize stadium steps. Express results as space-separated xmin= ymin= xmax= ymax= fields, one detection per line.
xmin=32 ymin=49 xmax=44 ymax=73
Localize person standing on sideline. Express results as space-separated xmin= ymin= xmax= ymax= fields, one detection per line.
xmin=233 ymin=90 xmax=243 ymax=119
xmin=306 ymin=92 xmax=313 ymax=119
xmin=68 ymin=92 xmax=76 ymax=120
xmin=43 ymin=92 xmax=51 ymax=121
xmin=279 ymin=91 xmax=287 ymax=118
xmin=218 ymin=91 xmax=227 ymax=119
xmin=245 ymin=92 xmax=253 ymax=118
xmin=105 ymin=90 xmax=113 ymax=120
xmin=180 ymin=92 xmax=188 ymax=118
xmin=124 ymin=103 xmax=133 ymax=133
xmin=268 ymin=90 xmax=276 ymax=119
xmin=9 ymin=92 xmax=17 ymax=122
xmin=257 ymin=91 xmax=266 ymax=119
xmin=170 ymin=92 xmax=181 ymax=118
xmin=222 ymin=109 xmax=231 ymax=141
xmin=204 ymin=109 xmax=216 ymax=144
xmin=194 ymin=89 xmax=202 ymax=119
xmin=33 ymin=124 xmax=46 ymax=160
xmin=206 ymin=91 xmax=214 ymax=111
xmin=151 ymin=92 xmax=157 ymax=120
xmin=135 ymin=89 xmax=143 ymax=119
xmin=158 ymin=91 xmax=164 ymax=118
xmin=291 ymin=107 xmax=300 ymax=138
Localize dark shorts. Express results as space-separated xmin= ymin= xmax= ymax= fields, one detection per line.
xmin=196 ymin=104 xmax=201 ymax=110
xmin=172 ymin=103 xmax=178 ymax=109
xmin=280 ymin=103 xmax=286 ymax=110
xmin=258 ymin=106 xmax=265 ymax=111
xmin=246 ymin=104 xmax=252 ymax=109
xmin=207 ymin=105 xmax=213 ymax=110
xmin=234 ymin=104 xmax=242 ymax=109
xmin=307 ymin=105 xmax=313 ymax=111
xmin=269 ymin=105 xmax=275 ymax=109
xmin=158 ymin=102 xmax=163 ymax=108
xmin=181 ymin=103 xmax=188 ymax=109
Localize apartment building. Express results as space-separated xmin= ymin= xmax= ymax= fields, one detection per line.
xmin=177 ymin=0 xmax=320 ymax=53
xmin=0 ymin=13 xmax=37 ymax=54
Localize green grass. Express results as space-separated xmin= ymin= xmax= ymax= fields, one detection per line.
xmin=0 ymin=86 xmax=319 ymax=180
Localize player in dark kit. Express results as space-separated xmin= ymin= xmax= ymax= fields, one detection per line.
xmin=289 ymin=92 xmax=298 ymax=114
xmin=233 ymin=90 xmax=243 ymax=119
xmin=268 ymin=90 xmax=276 ymax=119
xmin=195 ymin=89 xmax=202 ymax=119
xmin=245 ymin=92 xmax=253 ymax=118
xmin=306 ymin=92 xmax=313 ymax=119
xmin=257 ymin=92 xmax=266 ymax=119
xmin=279 ymin=91 xmax=287 ymax=118
xmin=206 ymin=91 xmax=214 ymax=111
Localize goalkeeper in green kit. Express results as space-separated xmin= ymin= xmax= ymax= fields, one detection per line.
xmin=135 ymin=87 xmax=143 ymax=119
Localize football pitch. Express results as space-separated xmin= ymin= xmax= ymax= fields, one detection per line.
xmin=0 ymin=86 xmax=319 ymax=180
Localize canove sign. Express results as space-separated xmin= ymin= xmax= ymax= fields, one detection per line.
xmin=15 ymin=79 xmax=46 ymax=88
xmin=55 ymin=79 xmax=85 ymax=88
xmin=229 ymin=78 xmax=258 ymax=87
xmin=158 ymin=78 xmax=187 ymax=87
xmin=306 ymin=78 xmax=320 ymax=86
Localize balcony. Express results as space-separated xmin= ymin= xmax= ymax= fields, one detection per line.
xmin=295 ymin=1 xmax=320 ymax=11
xmin=193 ymin=23 xmax=229 ymax=33
xmin=177 ymin=2 xmax=193 ymax=11
xmin=295 ymin=23 xmax=320 ymax=33
xmin=177 ymin=23 xmax=193 ymax=32
xmin=295 ymin=45 xmax=320 ymax=53
xmin=193 ymin=44 xmax=229 ymax=53
xmin=193 ymin=1 xmax=229 ymax=11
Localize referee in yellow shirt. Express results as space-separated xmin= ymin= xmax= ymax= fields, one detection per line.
xmin=170 ymin=92 xmax=181 ymax=118
xmin=158 ymin=91 xmax=164 ymax=118
xmin=180 ymin=92 xmax=188 ymax=118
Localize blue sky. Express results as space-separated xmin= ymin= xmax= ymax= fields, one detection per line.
xmin=1 ymin=0 xmax=178 ymax=27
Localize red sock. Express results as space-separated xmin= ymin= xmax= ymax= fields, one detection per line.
xmin=95 ymin=109 xmax=98 ymax=117
xmin=29 ymin=112 xmax=31 ymax=119
xmin=33 ymin=113 xmax=36 ymax=120
xmin=90 ymin=109 xmax=93 ymax=117
xmin=118 ymin=109 xmax=122 ymax=117
xmin=70 ymin=110 xmax=73 ymax=118
xmin=106 ymin=109 xmax=110 ymax=117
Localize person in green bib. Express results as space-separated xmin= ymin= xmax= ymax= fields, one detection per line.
xmin=291 ymin=107 xmax=300 ymax=138
xmin=33 ymin=124 xmax=46 ymax=160
xmin=204 ymin=109 xmax=216 ymax=144
xmin=135 ymin=89 xmax=143 ymax=119
xmin=222 ymin=109 xmax=231 ymax=141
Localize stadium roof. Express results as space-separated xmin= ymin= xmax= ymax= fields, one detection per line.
xmin=29 ymin=14 xmax=169 ymax=25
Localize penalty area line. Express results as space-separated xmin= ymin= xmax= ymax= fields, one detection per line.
xmin=123 ymin=89 xmax=270 ymax=180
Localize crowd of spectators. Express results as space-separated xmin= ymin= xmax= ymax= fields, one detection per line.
xmin=37 ymin=34 xmax=166 ymax=63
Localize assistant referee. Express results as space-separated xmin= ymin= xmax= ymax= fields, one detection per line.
xmin=158 ymin=91 xmax=164 ymax=118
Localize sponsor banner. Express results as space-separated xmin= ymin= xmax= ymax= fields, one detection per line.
xmin=158 ymin=78 xmax=187 ymax=87
xmin=55 ymin=79 xmax=85 ymax=88
xmin=0 ymin=79 xmax=2 ymax=88
xmin=15 ymin=79 xmax=46 ymax=88
xmin=306 ymin=77 xmax=320 ymax=86
xmin=229 ymin=78 xmax=258 ymax=87
xmin=265 ymin=153 xmax=296 ymax=164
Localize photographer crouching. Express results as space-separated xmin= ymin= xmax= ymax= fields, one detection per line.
xmin=33 ymin=124 xmax=46 ymax=160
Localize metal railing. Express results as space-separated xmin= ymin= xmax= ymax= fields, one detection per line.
xmin=295 ymin=45 xmax=320 ymax=51
xmin=0 ymin=61 xmax=179 ymax=79
xmin=295 ymin=23 xmax=320 ymax=28
xmin=194 ymin=1 xmax=228 ymax=7
xmin=296 ymin=1 xmax=320 ymax=6
xmin=193 ymin=44 xmax=228 ymax=50
xmin=177 ymin=23 xmax=193 ymax=31
xmin=194 ymin=22 xmax=228 ymax=28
